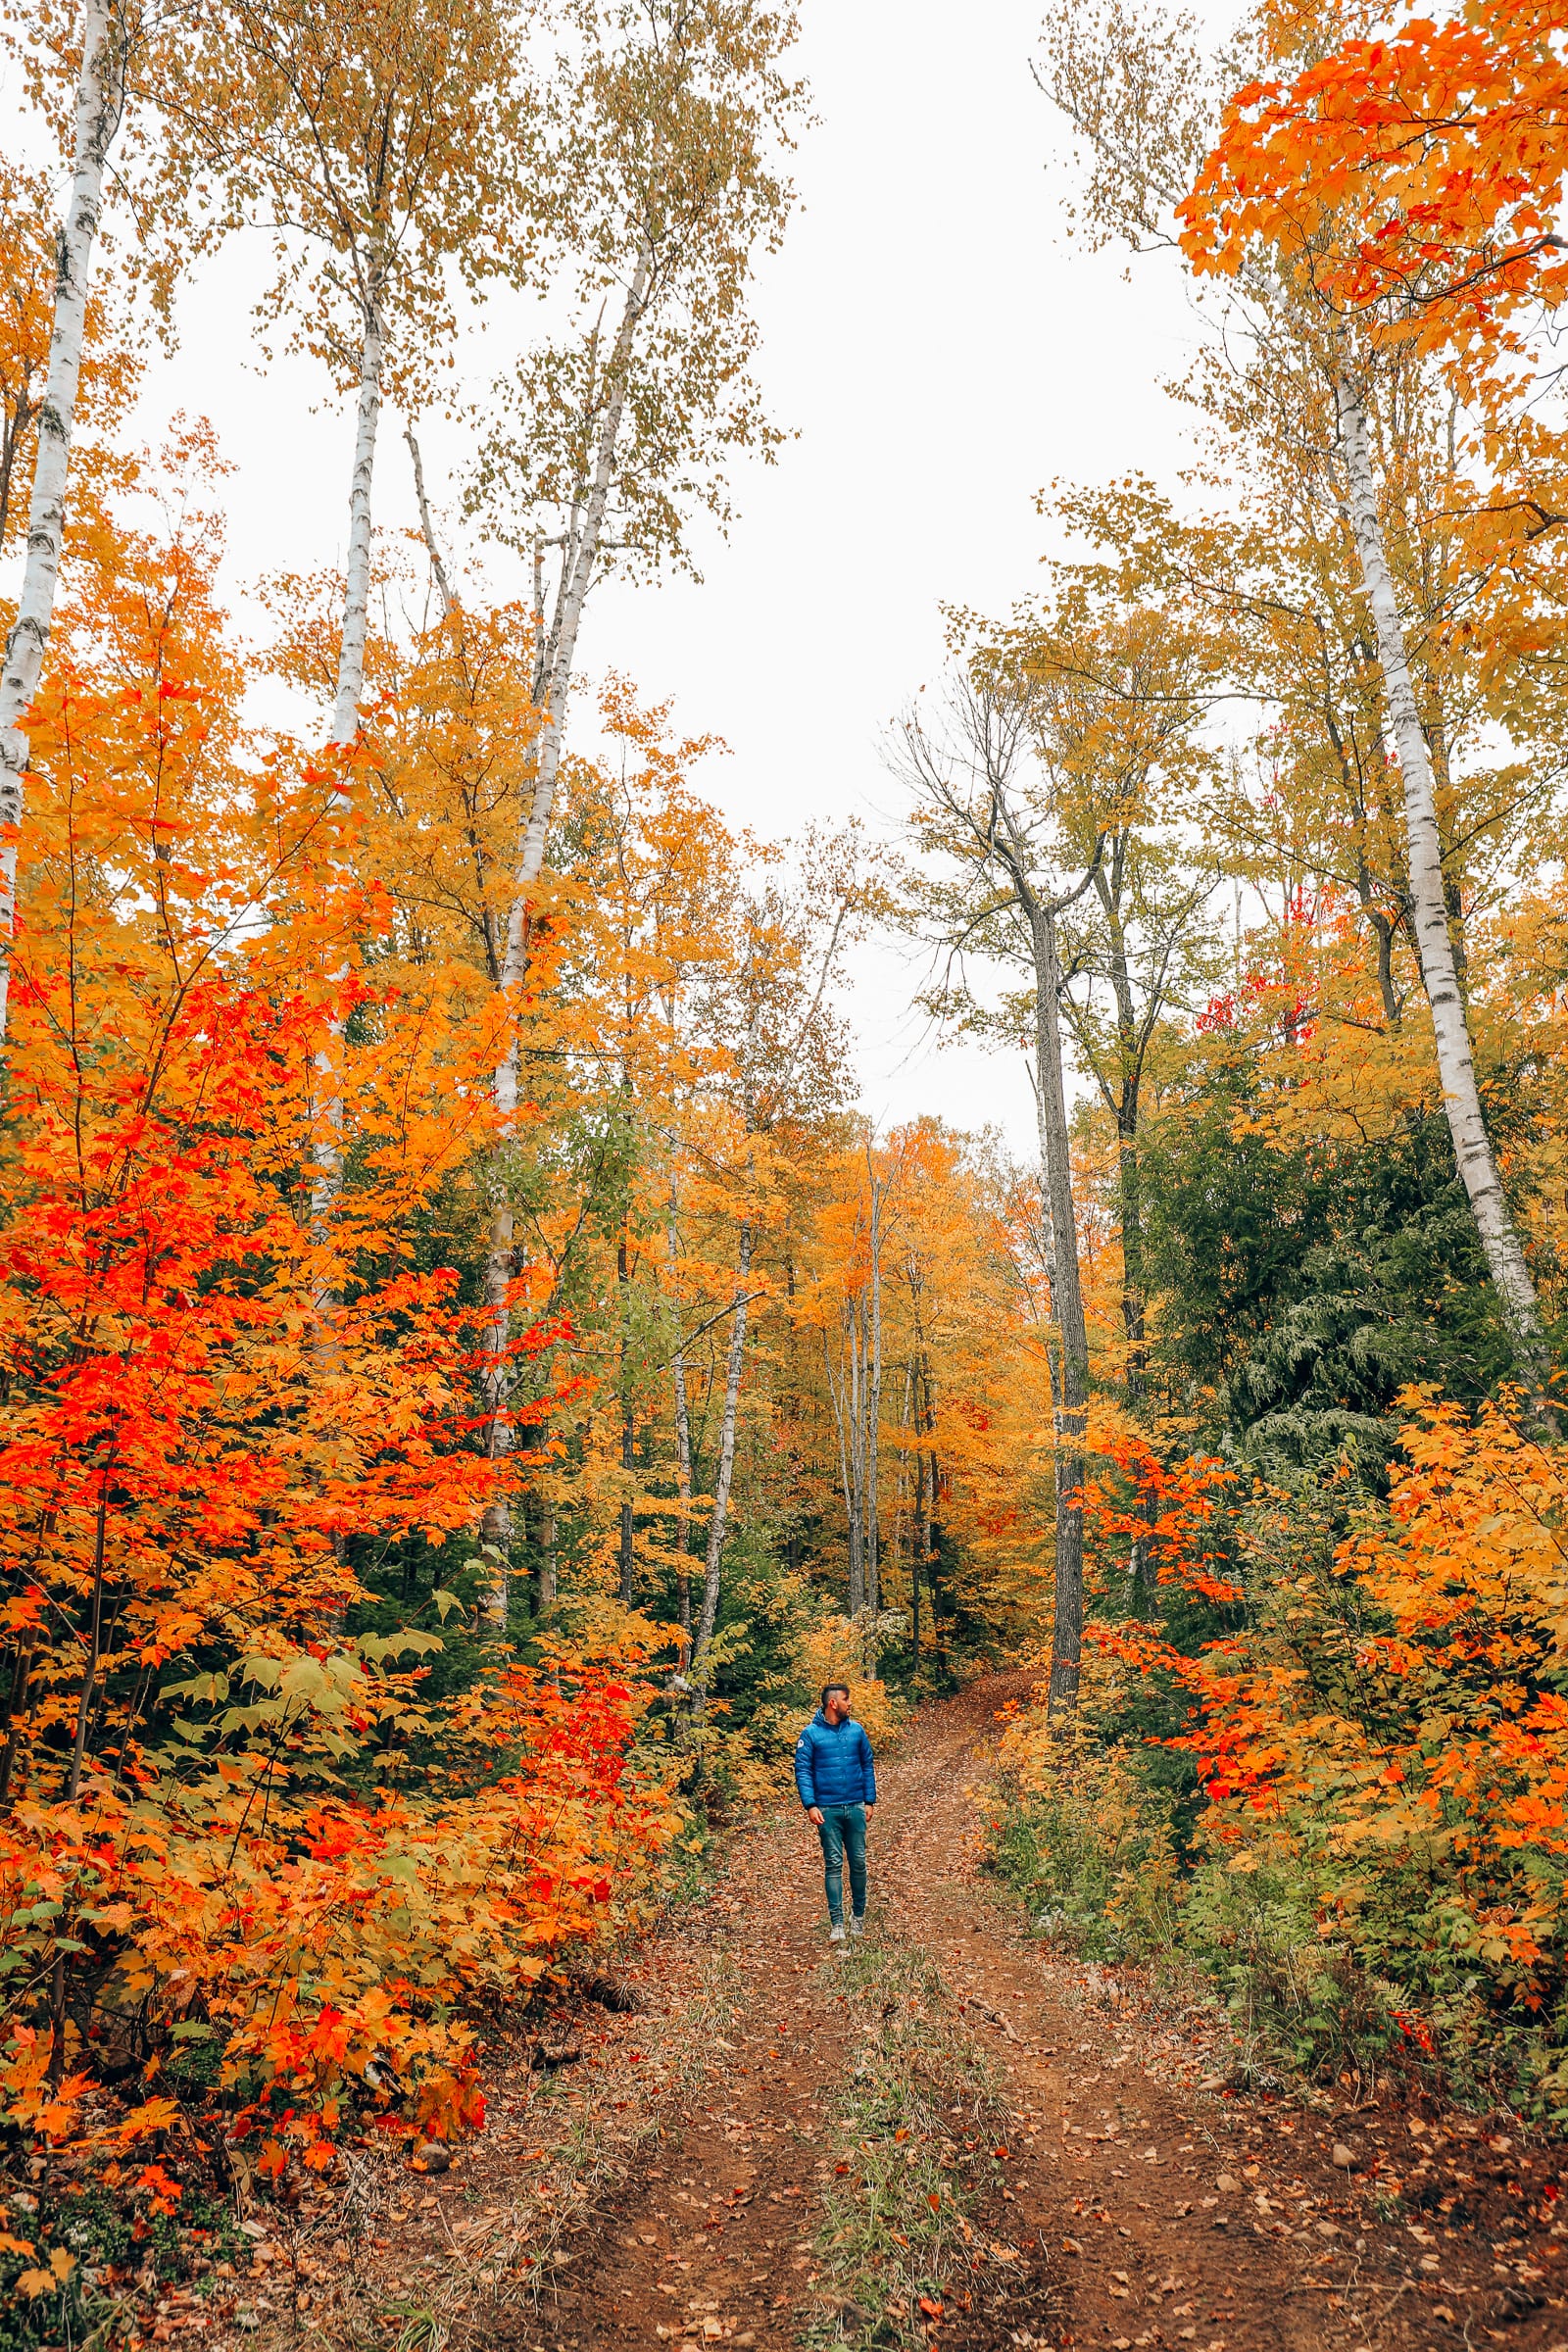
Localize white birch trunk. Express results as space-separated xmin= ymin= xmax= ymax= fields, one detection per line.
xmin=477 ymin=258 xmax=653 ymax=1614
xmin=327 ymin=296 xmax=384 ymax=748
xmin=692 ymin=1220 xmax=755 ymax=1661
xmin=310 ymin=296 xmax=387 ymax=1607
xmin=311 ymin=294 xmax=384 ymax=1248
xmin=1338 ymin=377 xmax=1547 ymax=1376
xmin=0 ymin=0 xmax=125 ymax=1044
xmin=502 ymin=249 xmax=652 ymax=949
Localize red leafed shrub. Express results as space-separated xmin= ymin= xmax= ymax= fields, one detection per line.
xmin=0 ymin=665 xmax=681 ymax=2192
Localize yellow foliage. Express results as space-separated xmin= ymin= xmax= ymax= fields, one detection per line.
xmin=794 ymin=1616 xmax=906 ymax=1749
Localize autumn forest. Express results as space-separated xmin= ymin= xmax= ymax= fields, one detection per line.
xmin=4 ymin=0 xmax=1568 ymax=2346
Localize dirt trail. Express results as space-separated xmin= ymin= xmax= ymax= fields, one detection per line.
xmin=338 ymin=1677 xmax=1568 ymax=2352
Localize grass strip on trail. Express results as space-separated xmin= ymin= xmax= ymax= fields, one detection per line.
xmin=808 ymin=1937 xmax=1009 ymax=2349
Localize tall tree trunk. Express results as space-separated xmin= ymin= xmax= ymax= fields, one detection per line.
xmin=313 ymin=293 xmax=385 ymax=1221
xmin=911 ymin=1344 xmax=932 ymax=1670
xmin=864 ymin=1168 xmax=885 ymax=1669
xmin=0 ymin=0 xmax=126 ymax=1045
xmin=1118 ymin=1113 xmax=1145 ymax=1403
xmin=1031 ymin=905 xmax=1088 ymax=1717
xmin=692 ymin=1221 xmax=754 ymax=1662
xmin=668 ymin=1179 xmax=693 ymax=1634
xmin=536 ymin=1501 xmax=557 ymax=1615
xmin=327 ymin=291 xmax=385 ymax=749
xmin=825 ymin=1321 xmax=859 ymax=1611
xmin=474 ymin=1186 xmax=515 ymax=1630
xmin=910 ymin=1439 xmax=923 ymax=1667
xmin=893 ymin=1355 xmax=915 ymax=1659
xmin=406 ymin=422 xmax=455 ymax=616
xmin=906 ymin=1276 xmax=930 ymax=1670
xmin=477 ymin=256 xmax=653 ymax=1619
xmin=1116 ymin=1096 xmax=1154 ymax=1610
xmin=847 ymin=1299 xmax=865 ymax=1614
xmin=1338 ymin=376 xmax=1547 ymax=1378
xmin=406 ymin=425 xmax=521 ymax=1627
xmin=617 ymin=1225 xmax=635 ymax=1609
xmin=1100 ymin=889 xmax=1147 ymax=1412
xmin=308 ymin=291 xmax=388 ymax=1627
xmin=618 ymin=1416 xmax=635 ymax=1608
xmin=0 ymin=1633 xmax=36 ymax=1813
xmin=505 ymin=248 xmax=652 ymax=929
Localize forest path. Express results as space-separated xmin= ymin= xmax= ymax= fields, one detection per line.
xmin=502 ymin=1673 xmax=1544 ymax=2352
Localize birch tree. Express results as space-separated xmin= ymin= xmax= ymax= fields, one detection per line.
xmin=460 ymin=0 xmax=802 ymax=1627
xmin=178 ymin=0 xmax=540 ymax=1420
xmin=0 ymin=0 xmax=134 ymax=1044
xmin=1180 ymin=122 xmax=1554 ymax=1382
xmin=1040 ymin=0 xmax=1555 ymax=1381
xmin=179 ymin=0 xmax=536 ymax=748
xmin=1334 ymin=373 xmax=1547 ymax=1372
xmin=0 ymin=169 xmax=57 ymax=564
xmin=474 ymin=0 xmax=802 ymax=919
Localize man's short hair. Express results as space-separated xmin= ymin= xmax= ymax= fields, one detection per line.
xmin=821 ymin=1682 xmax=850 ymax=1706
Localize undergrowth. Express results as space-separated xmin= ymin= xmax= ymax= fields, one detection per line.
xmin=807 ymin=1938 xmax=1009 ymax=2349
xmin=981 ymin=1716 xmax=1511 ymax=2109
xmin=983 ymin=1735 xmax=1180 ymax=1967
xmin=0 ymin=2176 xmax=248 ymax=2352
xmin=980 ymin=1720 xmax=1416 ymax=2096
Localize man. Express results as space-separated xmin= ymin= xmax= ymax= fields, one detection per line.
xmin=794 ymin=1681 xmax=877 ymax=1943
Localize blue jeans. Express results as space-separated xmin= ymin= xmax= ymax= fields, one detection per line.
xmin=815 ymin=1803 xmax=867 ymax=1926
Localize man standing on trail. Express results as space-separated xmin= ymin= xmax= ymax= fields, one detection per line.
xmin=794 ymin=1682 xmax=877 ymax=1943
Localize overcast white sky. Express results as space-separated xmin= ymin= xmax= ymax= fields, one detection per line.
xmin=58 ymin=0 xmax=1215 ymax=1155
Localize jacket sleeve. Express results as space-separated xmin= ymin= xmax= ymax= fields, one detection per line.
xmin=859 ymin=1725 xmax=877 ymax=1805
xmin=794 ymin=1724 xmax=817 ymax=1809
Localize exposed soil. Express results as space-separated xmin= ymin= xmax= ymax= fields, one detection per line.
xmin=218 ymin=1675 xmax=1568 ymax=2352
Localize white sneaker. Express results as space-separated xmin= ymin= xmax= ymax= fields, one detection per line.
xmin=850 ymin=1915 xmax=866 ymax=1937
xmin=828 ymin=1923 xmax=846 ymax=1943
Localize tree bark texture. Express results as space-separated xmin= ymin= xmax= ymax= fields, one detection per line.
xmin=505 ymin=248 xmax=652 ymax=926
xmin=327 ymin=295 xmax=385 ymax=748
xmin=617 ymin=1215 xmax=637 ymax=1611
xmin=826 ymin=1319 xmax=862 ymax=1615
xmin=536 ymin=1502 xmax=557 ymax=1616
xmin=479 ymin=258 xmax=653 ymax=1611
xmin=865 ymin=1166 xmax=885 ymax=1642
xmin=1338 ymin=376 xmax=1547 ymax=1378
xmin=693 ymin=1221 xmax=754 ymax=1661
xmin=1030 ymin=905 xmax=1088 ymax=1717
xmin=0 ymin=0 xmax=125 ymax=1045
xmin=311 ymin=296 xmax=387 ymax=1306
xmin=477 ymin=1193 xmax=514 ymax=1630
xmin=406 ymin=422 xmax=455 ymax=616
xmin=668 ymin=1184 xmax=694 ymax=1634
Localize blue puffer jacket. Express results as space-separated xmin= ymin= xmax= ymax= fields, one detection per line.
xmin=794 ymin=1710 xmax=877 ymax=1810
